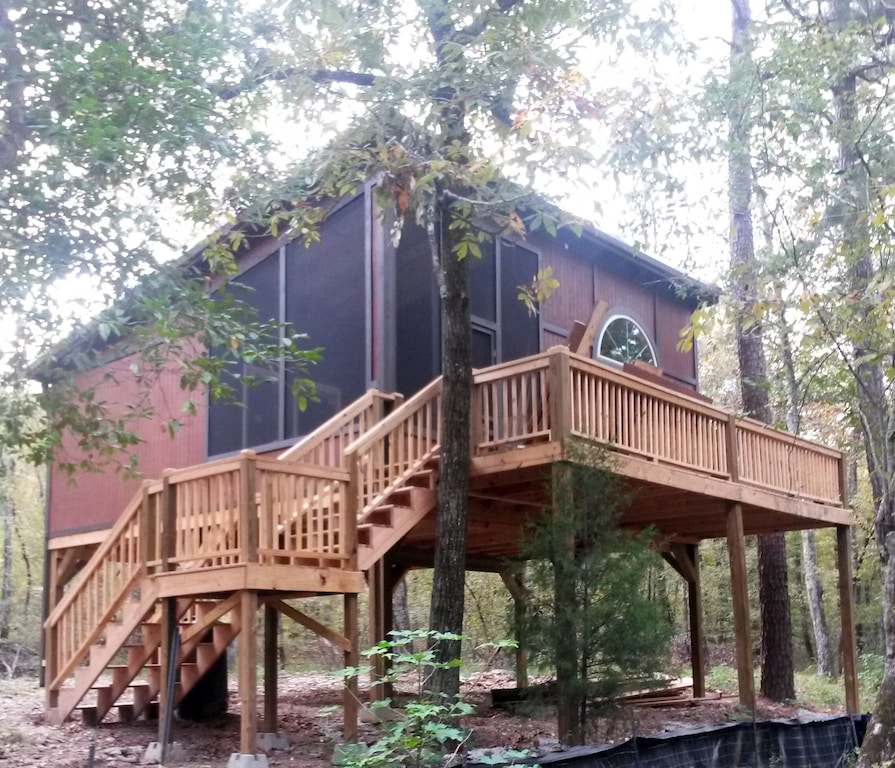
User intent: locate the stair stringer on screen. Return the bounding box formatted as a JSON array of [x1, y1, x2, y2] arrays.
[[47, 577, 159, 725]]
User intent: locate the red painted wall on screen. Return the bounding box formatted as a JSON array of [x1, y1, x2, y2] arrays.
[[47, 354, 205, 538]]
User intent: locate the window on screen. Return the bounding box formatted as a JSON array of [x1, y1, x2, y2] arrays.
[[207, 196, 368, 456], [597, 316, 657, 366]]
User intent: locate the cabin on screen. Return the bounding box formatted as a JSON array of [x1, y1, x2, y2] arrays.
[[40, 182, 856, 763]]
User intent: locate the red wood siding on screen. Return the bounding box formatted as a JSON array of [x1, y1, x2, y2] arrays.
[[48, 354, 205, 538], [538, 238, 594, 330], [655, 293, 697, 384], [593, 265, 656, 340]]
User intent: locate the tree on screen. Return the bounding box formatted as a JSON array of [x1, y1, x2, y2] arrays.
[[727, 0, 795, 703], [183, 0, 665, 698], [0, 0, 322, 471], [522, 446, 672, 745]]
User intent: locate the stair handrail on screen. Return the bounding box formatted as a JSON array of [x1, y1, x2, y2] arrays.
[[277, 389, 403, 467], [344, 377, 442, 517], [44, 485, 148, 689]]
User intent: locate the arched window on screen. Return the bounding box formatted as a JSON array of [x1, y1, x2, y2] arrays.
[[597, 316, 657, 366]]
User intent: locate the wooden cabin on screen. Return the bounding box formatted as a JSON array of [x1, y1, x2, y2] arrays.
[[41, 184, 856, 760]]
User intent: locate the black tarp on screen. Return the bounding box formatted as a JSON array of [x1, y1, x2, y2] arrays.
[[469, 714, 868, 768]]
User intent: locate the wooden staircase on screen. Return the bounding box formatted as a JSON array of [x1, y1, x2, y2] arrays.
[[44, 387, 440, 725]]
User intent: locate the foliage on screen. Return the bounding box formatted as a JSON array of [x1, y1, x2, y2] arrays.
[[522, 444, 673, 743], [334, 630, 484, 768]]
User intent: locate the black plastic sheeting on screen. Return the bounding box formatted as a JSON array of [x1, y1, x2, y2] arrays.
[[470, 714, 869, 768]]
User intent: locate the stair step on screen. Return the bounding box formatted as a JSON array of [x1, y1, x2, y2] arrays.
[[357, 524, 374, 546], [406, 470, 436, 488], [116, 703, 135, 723], [365, 507, 394, 527]]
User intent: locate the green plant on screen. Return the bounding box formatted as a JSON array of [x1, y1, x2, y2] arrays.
[[333, 630, 475, 768]]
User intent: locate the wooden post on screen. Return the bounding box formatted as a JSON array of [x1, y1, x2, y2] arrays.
[[726, 502, 754, 710], [343, 593, 359, 742], [368, 558, 387, 702], [263, 603, 278, 733], [548, 346, 573, 443], [238, 590, 258, 755], [239, 451, 258, 564], [686, 543, 706, 698], [571, 300, 609, 356], [837, 524, 859, 714], [139, 481, 155, 573], [157, 597, 177, 746], [725, 414, 740, 483], [160, 470, 176, 571], [499, 570, 529, 689], [344, 453, 359, 567]]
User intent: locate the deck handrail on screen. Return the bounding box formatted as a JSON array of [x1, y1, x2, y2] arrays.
[[467, 347, 844, 507], [344, 377, 443, 517], [44, 487, 146, 689], [278, 389, 403, 467]]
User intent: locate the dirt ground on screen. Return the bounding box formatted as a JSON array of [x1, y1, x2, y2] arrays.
[[0, 671, 836, 768]]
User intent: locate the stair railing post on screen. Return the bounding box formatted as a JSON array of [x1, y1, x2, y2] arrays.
[[239, 450, 258, 564], [160, 469, 176, 572], [344, 450, 359, 570], [139, 480, 155, 574]]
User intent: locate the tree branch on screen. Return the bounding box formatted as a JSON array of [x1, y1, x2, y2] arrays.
[[218, 66, 378, 100], [455, 0, 525, 42]]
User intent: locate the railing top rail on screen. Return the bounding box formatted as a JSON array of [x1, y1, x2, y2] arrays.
[[277, 389, 402, 463], [254, 458, 350, 482], [45, 486, 145, 628], [344, 377, 443, 457], [472, 350, 554, 383], [163, 453, 247, 485]]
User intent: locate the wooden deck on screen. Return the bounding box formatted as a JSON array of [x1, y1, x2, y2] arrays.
[[43, 346, 855, 748]]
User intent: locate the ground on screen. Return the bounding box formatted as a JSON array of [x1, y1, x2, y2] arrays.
[[0, 671, 837, 768]]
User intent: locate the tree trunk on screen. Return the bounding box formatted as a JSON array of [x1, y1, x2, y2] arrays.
[[0, 478, 11, 641], [728, 0, 795, 703], [801, 530, 835, 676], [427, 205, 471, 699]]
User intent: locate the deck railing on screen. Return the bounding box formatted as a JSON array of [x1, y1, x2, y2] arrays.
[[344, 377, 442, 519], [44, 490, 145, 691], [277, 390, 403, 468], [469, 347, 844, 507]]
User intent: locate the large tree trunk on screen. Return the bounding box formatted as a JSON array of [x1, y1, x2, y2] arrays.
[[427, 206, 471, 699], [828, 2, 895, 763], [728, 0, 795, 703]]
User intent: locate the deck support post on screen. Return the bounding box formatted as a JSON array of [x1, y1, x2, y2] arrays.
[[726, 502, 754, 710], [499, 569, 529, 689], [686, 543, 706, 699], [368, 557, 388, 702], [343, 593, 359, 742], [837, 524, 859, 714], [255, 602, 290, 750], [157, 597, 178, 749], [237, 590, 259, 758]]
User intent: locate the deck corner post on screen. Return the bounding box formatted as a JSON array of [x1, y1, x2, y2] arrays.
[[725, 414, 740, 483], [836, 524, 859, 714], [499, 569, 529, 689], [343, 593, 359, 742], [725, 502, 754, 711], [549, 346, 573, 444], [239, 451, 258, 564]]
